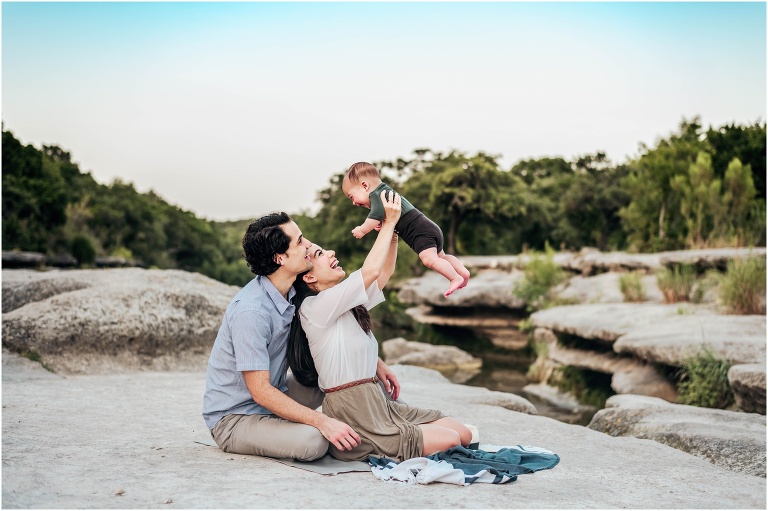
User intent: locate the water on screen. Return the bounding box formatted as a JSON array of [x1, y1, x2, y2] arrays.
[[377, 321, 599, 426]]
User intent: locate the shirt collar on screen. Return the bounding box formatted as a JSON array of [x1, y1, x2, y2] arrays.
[[258, 275, 296, 315]]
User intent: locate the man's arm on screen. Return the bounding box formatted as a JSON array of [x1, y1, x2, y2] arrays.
[[352, 218, 381, 239], [243, 370, 361, 451]]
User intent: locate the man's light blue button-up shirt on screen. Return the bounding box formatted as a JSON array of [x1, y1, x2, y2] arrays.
[[202, 275, 296, 430]]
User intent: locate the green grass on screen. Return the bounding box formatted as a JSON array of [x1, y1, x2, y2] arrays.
[[513, 246, 569, 312], [20, 350, 55, 373], [551, 366, 614, 408], [619, 271, 646, 302], [656, 264, 703, 303], [713, 257, 766, 315], [676, 347, 734, 409]]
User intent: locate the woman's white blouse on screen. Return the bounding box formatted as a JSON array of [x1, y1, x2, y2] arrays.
[[299, 269, 385, 391]]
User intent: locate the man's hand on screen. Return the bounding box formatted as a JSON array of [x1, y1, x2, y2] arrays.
[[316, 415, 361, 452], [351, 226, 366, 239], [377, 359, 401, 401]]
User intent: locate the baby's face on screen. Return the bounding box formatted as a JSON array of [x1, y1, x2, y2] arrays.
[[342, 178, 371, 209]]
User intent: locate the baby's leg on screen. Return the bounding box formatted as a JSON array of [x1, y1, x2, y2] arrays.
[[418, 424, 461, 456], [439, 251, 470, 289], [418, 247, 463, 297]]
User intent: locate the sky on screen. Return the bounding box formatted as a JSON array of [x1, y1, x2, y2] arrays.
[[2, 1, 766, 221]]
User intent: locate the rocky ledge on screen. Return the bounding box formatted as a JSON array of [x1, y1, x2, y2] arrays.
[[2, 354, 765, 508]]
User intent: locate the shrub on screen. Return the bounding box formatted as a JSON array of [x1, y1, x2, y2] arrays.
[[513, 247, 568, 311], [619, 271, 646, 302], [714, 257, 766, 315], [71, 234, 96, 266], [550, 366, 614, 408], [656, 264, 702, 303], [676, 347, 734, 409]]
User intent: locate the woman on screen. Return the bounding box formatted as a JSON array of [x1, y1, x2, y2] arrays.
[[287, 190, 471, 462]]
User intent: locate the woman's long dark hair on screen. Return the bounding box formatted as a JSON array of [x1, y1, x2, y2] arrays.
[[287, 271, 373, 388]]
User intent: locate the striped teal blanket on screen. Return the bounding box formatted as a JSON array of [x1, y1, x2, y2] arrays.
[[368, 445, 560, 485]]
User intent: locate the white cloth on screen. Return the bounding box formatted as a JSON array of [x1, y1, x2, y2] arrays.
[[370, 457, 468, 486], [299, 269, 385, 390]]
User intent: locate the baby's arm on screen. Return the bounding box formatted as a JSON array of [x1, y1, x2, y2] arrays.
[[351, 218, 382, 239]]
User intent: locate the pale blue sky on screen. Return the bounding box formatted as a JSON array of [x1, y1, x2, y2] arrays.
[[3, 1, 766, 221]]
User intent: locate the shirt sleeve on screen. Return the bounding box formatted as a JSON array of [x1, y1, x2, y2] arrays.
[[367, 191, 385, 221], [230, 307, 272, 372], [302, 270, 379, 328]]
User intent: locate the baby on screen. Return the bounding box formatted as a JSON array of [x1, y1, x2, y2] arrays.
[[342, 162, 470, 297]]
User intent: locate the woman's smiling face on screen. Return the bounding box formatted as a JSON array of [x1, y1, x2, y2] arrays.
[[303, 244, 345, 290]]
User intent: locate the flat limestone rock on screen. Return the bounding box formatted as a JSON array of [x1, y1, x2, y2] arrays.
[[555, 272, 665, 304], [529, 303, 709, 342], [381, 338, 482, 383], [613, 315, 766, 366], [1, 268, 239, 373], [563, 249, 663, 275], [1, 358, 764, 508], [659, 247, 766, 270], [545, 342, 677, 402], [397, 269, 526, 308], [588, 394, 766, 477], [729, 364, 767, 414]]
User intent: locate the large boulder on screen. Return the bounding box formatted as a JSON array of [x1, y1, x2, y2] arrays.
[[397, 269, 526, 308], [729, 364, 767, 415], [529, 303, 710, 343], [563, 248, 663, 275], [554, 272, 665, 304], [588, 394, 766, 477], [2, 357, 765, 508], [405, 305, 528, 350], [1, 268, 239, 373], [545, 341, 677, 402], [659, 247, 766, 271], [613, 315, 766, 366], [381, 338, 483, 384]]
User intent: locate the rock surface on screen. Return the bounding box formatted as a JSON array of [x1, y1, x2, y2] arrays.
[[613, 315, 766, 366], [554, 272, 665, 304], [397, 269, 526, 308], [729, 364, 767, 414], [1, 268, 239, 373], [529, 303, 711, 343], [588, 394, 766, 477], [382, 337, 484, 385], [3, 356, 764, 509]]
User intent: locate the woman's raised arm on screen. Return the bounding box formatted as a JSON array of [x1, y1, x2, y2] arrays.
[[361, 190, 401, 289]]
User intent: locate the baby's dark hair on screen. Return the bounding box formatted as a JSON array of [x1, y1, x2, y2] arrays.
[[242, 212, 292, 276], [346, 162, 380, 184]]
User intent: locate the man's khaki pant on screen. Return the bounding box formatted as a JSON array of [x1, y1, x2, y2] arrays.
[[211, 375, 327, 461]]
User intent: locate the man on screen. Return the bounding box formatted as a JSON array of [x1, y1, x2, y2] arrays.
[[202, 212, 362, 460]]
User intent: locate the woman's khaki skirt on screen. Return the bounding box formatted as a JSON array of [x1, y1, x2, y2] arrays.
[[322, 380, 445, 462]]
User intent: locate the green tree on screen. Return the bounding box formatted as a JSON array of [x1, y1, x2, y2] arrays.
[[2, 131, 68, 251], [620, 118, 708, 251]]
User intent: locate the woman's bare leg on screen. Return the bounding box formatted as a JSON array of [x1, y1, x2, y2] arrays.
[[419, 424, 461, 456], [430, 417, 472, 447]]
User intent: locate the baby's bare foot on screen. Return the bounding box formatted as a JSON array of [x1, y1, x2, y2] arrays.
[[459, 274, 470, 289], [444, 278, 464, 297]]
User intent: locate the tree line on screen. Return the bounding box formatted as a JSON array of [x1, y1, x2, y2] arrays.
[[2, 117, 764, 287]]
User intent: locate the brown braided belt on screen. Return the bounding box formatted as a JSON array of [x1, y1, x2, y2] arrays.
[[324, 375, 379, 394]]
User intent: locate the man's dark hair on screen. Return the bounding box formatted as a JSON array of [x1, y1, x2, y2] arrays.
[[242, 212, 292, 276]]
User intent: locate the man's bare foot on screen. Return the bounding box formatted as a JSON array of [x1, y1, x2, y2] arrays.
[[444, 277, 464, 297]]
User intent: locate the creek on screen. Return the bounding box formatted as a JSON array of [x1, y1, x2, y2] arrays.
[[375, 319, 600, 426]]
